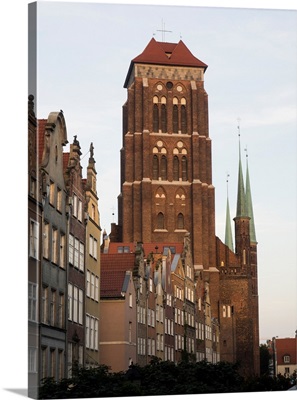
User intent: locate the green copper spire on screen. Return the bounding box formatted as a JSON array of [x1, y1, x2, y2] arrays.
[[245, 153, 257, 242], [225, 177, 234, 251], [236, 134, 246, 218]]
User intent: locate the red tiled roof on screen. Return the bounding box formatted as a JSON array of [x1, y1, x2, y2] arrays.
[[276, 338, 297, 365], [124, 38, 207, 87], [107, 242, 184, 258], [101, 253, 135, 298]]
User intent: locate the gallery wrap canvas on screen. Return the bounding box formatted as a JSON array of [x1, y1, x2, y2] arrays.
[[27, 1, 297, 399]]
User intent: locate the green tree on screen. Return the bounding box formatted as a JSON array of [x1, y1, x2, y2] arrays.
[[259, 344, 271, 376]]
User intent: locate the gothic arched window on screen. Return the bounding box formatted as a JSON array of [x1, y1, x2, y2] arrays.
[[161, 104, 167, 133], [177, 213, 184, 229], [153, 104, 159, 132], [153, 155, 159, 180], [181, 105, 187, 134], [173, 103, 178, 133], [157, 212, 165, 229], [160, 155, 167, 180], [173, 156, 179, 181], [181, 156, 188, 181]]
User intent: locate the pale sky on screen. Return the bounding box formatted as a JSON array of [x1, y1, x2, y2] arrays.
[[1, 0, 297, 398]]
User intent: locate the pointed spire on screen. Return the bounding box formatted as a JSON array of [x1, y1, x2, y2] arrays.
[[225, 174, 234, 252], [236, 123, 246, 217], [245, 148, 257, 243]]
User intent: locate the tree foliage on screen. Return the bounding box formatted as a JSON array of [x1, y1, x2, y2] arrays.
[[39, 359, 293, 399]]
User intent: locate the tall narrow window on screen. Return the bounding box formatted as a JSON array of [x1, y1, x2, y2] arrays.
[[153, 155, 159, 180], [42, 286, 48, 324], [68, 284, 73, 321], [173, 156, 179, 181], [157, 212, 164, 229], [173, 104, 178, 133], [29, 219, 39, 259], [161, 104, 167, 133], [52, 227, 58, 264], [60, 233, 65, 268], [43, 222, 49, 259], [181, 156, 188, 181], [160, 155, 167, 180], [181, 105, 187, 133], [177, 213, 184, 229], [73, 286, 78, 323], [28, 282, 37, 322], [153, 104, 159, 132], [69, 234, 74, 265], [50, 289, 56, 326]]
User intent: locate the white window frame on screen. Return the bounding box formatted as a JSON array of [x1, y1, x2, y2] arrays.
[[28, 282, 38, 322], [29, 219, 39, 259]]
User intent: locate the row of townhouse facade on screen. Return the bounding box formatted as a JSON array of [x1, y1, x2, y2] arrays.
[[28, 95, 219, 397], [28, 96, 101, 398], [100, 237, 220, 372]]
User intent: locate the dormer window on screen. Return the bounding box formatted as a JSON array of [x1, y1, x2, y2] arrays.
[[284, 355, 290, 363]]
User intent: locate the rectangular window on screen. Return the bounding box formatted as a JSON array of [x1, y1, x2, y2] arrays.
[[68, 284, 73, 321], [74, 238, 79, 268], [149, 278, 153, 292], [42, 347, 47, 380], [52, 227, 58, 264], [49, 181, 55, 206], [94, 319, 99, 351], [43, 222, 50, 259], [90, 317, 94, 350], [42, 286, 48, 324], [86, 271, 91, 297], [28, 347, 37, 373], [91, 274, 95, 299], [69, 234, 74, 265], [28, 282, 37, 322], [57, 187, 62, 212], [50, 289, 56, 326], [50, 348, 56, 379], [29, 219, 39, 259], [78, 199, 82, 222], [73, 194, 78, 218], [78, 289, 83, 325], [58, 349, 64, 380], [89, 235, 98, 259], [86, 315, 90, 348], [95, 276, 99, 302], [93, 238, 97, 259], [58, 292, 64, 328], [60, 233, 65, 268], [79, 242, 84, 271], [73, 286, 78, 323]]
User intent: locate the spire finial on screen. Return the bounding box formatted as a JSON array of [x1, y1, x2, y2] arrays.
[[226, 172, 230, 197], [156, 19, 172, 42], [225, 172, 234, 252], [237, 117, 242, 156]]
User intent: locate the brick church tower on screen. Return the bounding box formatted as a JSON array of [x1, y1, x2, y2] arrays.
[[113, 37, 259, 376], [117, 38, 215, 270]]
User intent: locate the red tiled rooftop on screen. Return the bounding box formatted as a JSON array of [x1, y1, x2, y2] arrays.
[[107, 242, 184, 258], [276, 338, 297, 365], [124, 38, 207, 87], [101, 253, 135, 298]]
